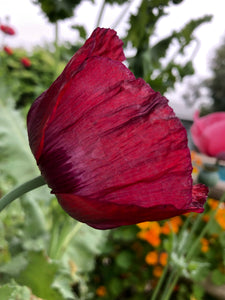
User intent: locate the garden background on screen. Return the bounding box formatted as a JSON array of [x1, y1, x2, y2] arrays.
[[0, 0, 225, 299]]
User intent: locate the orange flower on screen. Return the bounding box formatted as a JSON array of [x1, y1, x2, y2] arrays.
[[161, 222, 170, 235], [215, 207, 225, 229], [161, 216, 182, 234], [137, 221, 151, 230], [191, 151, 202, 166], [202, 214, 210, 222], [96, 286, 107, 297], [192, 166, 199, 174], [208, 198, 219, 210], [200, 238, 209, 253], [159, 252, 168, 266], [145, 251, 158, 265], [138, 222, 161, 247], [153, 266, 163, 277]]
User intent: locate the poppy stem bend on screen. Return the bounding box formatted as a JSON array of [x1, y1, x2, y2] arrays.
[[0, 175, 46, 212]]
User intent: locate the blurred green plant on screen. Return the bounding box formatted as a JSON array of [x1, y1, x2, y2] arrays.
[[0, 1, 218, 299], [204, 36, 225, 113], [86, 195, 225, 300], [125, 0, 212, 93], [0, 86, 109, 299]]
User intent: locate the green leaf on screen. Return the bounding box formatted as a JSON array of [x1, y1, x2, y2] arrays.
[[0, 253, 27, 276], [62, 224, 109, 272], [33, 0, 83, 23], [174, 15, 212, 51], [187, 260, 210, 281], [71, 25, 87, 40], [115, 250, 133, 269], [16, 250, 64, 300], [53, 271, 75, 300], [0, 96, 39, 185], [0, 280, 31, 300], [192, 284, 204, 300], [211, 269, 225, 286]]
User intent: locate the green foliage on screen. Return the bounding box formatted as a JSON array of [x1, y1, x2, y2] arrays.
[[126, 4, 212, 94], [0, 87, 108, 300], [0, 45, 74, 112], [0, 1, 220, 300], [0, 90, 39, 185], [33, 0, 83, 22], [204, 36, 225, 112], [0, 280, 32, 300]]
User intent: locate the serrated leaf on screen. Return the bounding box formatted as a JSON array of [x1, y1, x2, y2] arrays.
[[0, 253, 27, 276], [62, 223, 109, 272], [71, 25, 87, 40], [0, 280, 31, 300], [0, 96, 39, 185]]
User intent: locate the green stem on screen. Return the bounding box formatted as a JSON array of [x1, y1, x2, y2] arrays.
[[151, 263, 169, 300], [54, 21, 60, 79], [0, 175, 46, 212], [111, 0, 134, 29], [163, 271, 180, 300], [96, 0, 106, 27], [187, 191, 225, 261], [55, 222, 83, 259], [160, 192, 225, 300]]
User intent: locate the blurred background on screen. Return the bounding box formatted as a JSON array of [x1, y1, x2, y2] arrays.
[[0, 1, 225, 300], [1, 0, 225, 119]]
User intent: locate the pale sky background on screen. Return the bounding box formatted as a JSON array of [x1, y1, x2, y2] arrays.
[[1, 0, 225, 119]]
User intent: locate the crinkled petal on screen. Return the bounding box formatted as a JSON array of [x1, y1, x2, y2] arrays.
[[27, 28, 208, 229], [56, 186, 208, 229], [27, 28, 125, 161]]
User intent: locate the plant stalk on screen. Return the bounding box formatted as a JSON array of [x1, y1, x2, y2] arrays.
[[0, 175, 46, 212]]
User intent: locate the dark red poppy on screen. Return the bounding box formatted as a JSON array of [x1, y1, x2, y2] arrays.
[[0, 24, 15, 35], [21, 57, 31, 68], [3, 46, 13, 55], [27, 28, 208, 230]]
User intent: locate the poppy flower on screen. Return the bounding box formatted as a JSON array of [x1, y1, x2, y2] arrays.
[[0, 24, 15, 35], [191, 111, 225, 159], [3, 46, 13, 55], [27, 28, 208, 229], [21, 57, 31, 68]]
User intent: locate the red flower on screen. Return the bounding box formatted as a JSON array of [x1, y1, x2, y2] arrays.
[[0, 24, 15, 35], [191, 111, 225, 159], [27, 28, 208, 229], [21, 57, 31, 68], [3, 46, 13, 55]]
